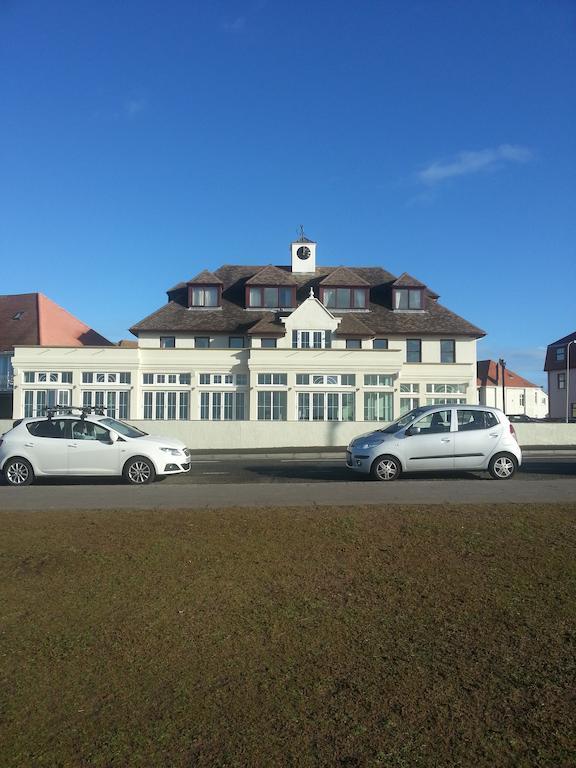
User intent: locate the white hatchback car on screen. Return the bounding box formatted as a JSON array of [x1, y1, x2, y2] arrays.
[[346, 404, 522, 481], [0, 408, 191, 486]]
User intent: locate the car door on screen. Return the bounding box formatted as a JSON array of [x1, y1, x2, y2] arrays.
[[24, 419, 69, 474], [67, 420, 122, 475], [453, 409, 504, 470], [401, 408, 455, 472]]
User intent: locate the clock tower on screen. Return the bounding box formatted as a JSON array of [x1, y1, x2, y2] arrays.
[[290, 227, 317, 274]]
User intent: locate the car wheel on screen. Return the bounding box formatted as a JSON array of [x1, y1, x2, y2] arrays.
[[123, 457, 156, 485], [370, 455, 401, 481], [3, 457, 35, 486], [488, 453, 517, 480]]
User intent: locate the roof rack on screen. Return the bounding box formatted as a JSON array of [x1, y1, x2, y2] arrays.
[[45, 404, 107, 420]]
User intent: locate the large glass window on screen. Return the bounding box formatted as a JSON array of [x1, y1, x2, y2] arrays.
[[297, 392, 355, 421], [323, 288, 368, 309], [248, 286, 293, 308], [142, 391, 189, 420], [257, 391, 287, 420], [23, 389, 71, 417], [292, 330, 331, 349], [191, 286, 219, 307], [394, 289, 423, 310], [364, 392, 393, 421], [364, 374, 394, 387], [400, 397, 419, 415], [200, 392, 246, 420]]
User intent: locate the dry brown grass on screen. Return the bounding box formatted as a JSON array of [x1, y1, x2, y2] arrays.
[[1, 503, 575, 767]]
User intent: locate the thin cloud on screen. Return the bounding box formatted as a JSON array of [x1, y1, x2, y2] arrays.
[[417, 144, 533, 186], [124, 98, 147, 117]]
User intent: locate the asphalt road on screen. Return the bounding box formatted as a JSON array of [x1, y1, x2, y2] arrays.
[[1, 454, 575, 510]]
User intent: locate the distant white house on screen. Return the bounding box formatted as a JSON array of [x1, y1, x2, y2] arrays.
[[477, 360, 548, 418]]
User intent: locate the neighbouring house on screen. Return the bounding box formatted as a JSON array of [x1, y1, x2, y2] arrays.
[[477, 360, 548, 418], [544, 331, 576, 419], [0, 293, 112, 418], [10, 234, 486, 448]]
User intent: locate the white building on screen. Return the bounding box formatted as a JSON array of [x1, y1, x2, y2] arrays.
[[11, 234, 486, 448], [477, 360, 548, 418]]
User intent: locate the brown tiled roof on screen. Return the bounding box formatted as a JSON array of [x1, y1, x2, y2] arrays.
[[131, 264, 485, 339], [187, 270, 223, 285], [392, 272, 427, 288], [477, 360, 542, 389], [245, 265, 299, 286], [334, 314, 374, 338], [0, 294, 39, 351], [0, 293, 112, 351], [246, 314, 286, 336], [319, 267, 370, 287]]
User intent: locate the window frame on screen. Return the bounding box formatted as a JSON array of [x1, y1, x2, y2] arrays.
[[406, 339, 422, 363], [160, 336, 176, 349]]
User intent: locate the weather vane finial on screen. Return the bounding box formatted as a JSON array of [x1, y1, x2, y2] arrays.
[[298, 224, 305, 240]]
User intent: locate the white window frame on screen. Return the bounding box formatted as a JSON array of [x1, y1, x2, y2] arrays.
[[297, 391, 355, 421], [199, 391, 246, 421]]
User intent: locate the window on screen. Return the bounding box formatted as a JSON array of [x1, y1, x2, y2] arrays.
[[248, 286, 293, 308], [191, 286, 219, 307], [23, 389, 71, 417], [229, 336, 245, 348], [346, 339, 362, 350], [257, 391, 287, 420], [82, 391, 129, 419], [292, 330, 331, 349], [198, 373, 245, 386], [441, 340, 455, 364], [27, 419, 69, 438], [364, 392, 393, 421], [257, 373, 287, 385], [556, 347, 566, 362], [400, 383, 419, 393], [195, 337, 210, 348], [364, 374, 394, 387], [61, 372, 72, 384], [558, 372, 566, 389], [143, 373, 153, 384], [24, 372, 35, 383], [426, 384, 466, 394], [519, 394, 525, 407], [297, 392, 355, 421], [412, 409, 452, 434], [142, 372, 190, 385], [142, 391, 189, 420], [406, 339, 421, 363], [457, 410, 499, 431], [322, 287, 368, 309], [400, 397, 419, 415], [426, 398, 466, 405], [71, 420, 111, 442], [261, 338, 277, 348], [373, 338, 388, 350], [300, 374, 355, 386], [394, 289, 423, 310], [200, 392, 246, 420], [160, 337, 175, 349]]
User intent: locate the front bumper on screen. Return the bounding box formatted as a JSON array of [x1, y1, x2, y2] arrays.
[[346, 449, 372, 474]]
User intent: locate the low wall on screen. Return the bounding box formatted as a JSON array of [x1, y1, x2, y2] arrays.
[[1, 419, 575, 450]]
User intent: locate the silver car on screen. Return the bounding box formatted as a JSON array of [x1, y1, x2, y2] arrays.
[[346, 405, 522, 481]]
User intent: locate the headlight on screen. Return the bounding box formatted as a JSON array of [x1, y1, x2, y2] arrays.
[[160, 447, 181, 456], [359, 437, 387, 449]]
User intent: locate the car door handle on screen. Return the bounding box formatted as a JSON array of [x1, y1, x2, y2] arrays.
[[68, 443, 78, 448], [441, 438, 451, 443], [24, 442, 34, 447], [489, 433, 499, 438]]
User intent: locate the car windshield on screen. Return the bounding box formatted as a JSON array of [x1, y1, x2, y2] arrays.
[[99, 417, 148, 438], [378, 407, 431, 434]]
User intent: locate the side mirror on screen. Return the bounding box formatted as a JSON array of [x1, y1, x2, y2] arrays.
[[109, 431, 119, 444], [405, 426, 420, 436]]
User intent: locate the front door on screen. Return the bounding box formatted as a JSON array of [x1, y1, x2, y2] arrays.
[[67, 420, 121, 475], [402, 408, 454, 472]]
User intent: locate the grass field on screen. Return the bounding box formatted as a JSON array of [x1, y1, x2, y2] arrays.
[[1, 503, 575, 767]]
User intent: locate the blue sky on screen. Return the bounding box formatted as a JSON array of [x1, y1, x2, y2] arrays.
[[1, 0, 575, 387]]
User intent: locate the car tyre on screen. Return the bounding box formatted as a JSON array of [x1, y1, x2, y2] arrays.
[[488, 453, 517, 480], [123, 456, 156, 485], [370, 455, 402, 481], [3, 457, 35, 486]]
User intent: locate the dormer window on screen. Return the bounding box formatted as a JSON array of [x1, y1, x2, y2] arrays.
[[190, 286, 220, 307], [321, 287, 368, 309], [248, 286, 295, 309], [394, 288, 423, 310]]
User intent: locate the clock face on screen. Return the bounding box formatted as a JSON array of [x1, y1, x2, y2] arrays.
[[297, 246, 311, 260]]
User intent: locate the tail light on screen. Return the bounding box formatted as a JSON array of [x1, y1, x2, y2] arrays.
[[509, 423, 518, 442]]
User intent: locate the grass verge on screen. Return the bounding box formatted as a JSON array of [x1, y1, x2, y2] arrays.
[[1, 503, 575, 767]]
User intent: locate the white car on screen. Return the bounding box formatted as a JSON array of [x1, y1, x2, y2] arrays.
[[346, 404, 522, 481], [0, 408, 191, 486]]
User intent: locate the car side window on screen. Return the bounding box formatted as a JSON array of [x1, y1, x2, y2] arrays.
[[72, 421, 111, 442], [457, 410, 499, 431], [411, 409, 451, 434], [26, 419, 68, 439]]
